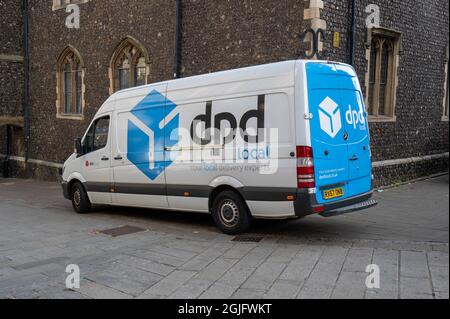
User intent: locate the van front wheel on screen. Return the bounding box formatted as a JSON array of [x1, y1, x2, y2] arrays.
[[71, 181, 92, 214], [212, 191, 251, 234]]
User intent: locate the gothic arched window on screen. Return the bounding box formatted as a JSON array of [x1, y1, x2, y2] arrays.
[[366, 28, 401, 120], [57, 46, 85, 118], [110, 37, 149, 93]]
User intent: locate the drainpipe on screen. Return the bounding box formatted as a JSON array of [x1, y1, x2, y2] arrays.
[[349, 0, 356, 66], [22, 0, 30, 166], [174, 0, 182, 78]]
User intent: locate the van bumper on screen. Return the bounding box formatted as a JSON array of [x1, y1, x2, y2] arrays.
[[61, 181, 70, 200], [294, 190, 376, 218]]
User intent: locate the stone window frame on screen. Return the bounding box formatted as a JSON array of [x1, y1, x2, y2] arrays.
[[109, 36, 151, 95], [364, 27, 402, 123], [52, 0, 90, 11], [56, 46, 86, 120], [442, 46, 449, 122]]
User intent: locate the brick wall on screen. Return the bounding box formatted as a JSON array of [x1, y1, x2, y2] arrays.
[[0, 0, 24, 119], [27, 0, 176, 164], [0, 0, 24, 167], [321, 0, 449, 181], [0, 1, 23, 55], [181, 0, 305, 76], [2, 0, 449, 184], [0, 60, 24, 118]]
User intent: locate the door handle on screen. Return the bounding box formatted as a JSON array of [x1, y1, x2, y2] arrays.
[[349, 156, 359, 162], [343, 132, 349, 141], [101, 156, 109, 161], [114, 156, 123, 161]]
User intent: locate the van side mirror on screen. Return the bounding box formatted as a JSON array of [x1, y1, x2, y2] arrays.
[[75, 138, 83, 156]]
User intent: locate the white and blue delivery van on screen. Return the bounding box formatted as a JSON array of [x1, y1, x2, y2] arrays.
[[62, 60, 377, 234]]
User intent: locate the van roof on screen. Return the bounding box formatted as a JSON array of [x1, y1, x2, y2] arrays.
[[99, 59, 347, 114]]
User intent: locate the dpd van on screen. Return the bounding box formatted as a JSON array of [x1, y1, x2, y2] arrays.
[[62, 60, 377, 234]]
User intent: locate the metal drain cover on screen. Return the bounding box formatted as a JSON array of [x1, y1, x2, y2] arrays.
[[232, 235, 264, 243], [99, 225, 146, 237]]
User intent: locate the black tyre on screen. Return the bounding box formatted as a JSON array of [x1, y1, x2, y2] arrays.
[[71, 181, 92, 214], [212, 190, 251, 234]]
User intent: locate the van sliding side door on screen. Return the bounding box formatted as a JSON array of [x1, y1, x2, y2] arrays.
[[111, 85, 170, 209]]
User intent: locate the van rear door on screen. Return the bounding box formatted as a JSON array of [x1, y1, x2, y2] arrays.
[[338, 68, 372, 197], [306, 62, 372, 205], [306, 62, 350, 204]]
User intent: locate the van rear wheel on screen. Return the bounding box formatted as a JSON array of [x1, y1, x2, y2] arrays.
[[71, 181, 91, 214], [212, 190, 251, 235]]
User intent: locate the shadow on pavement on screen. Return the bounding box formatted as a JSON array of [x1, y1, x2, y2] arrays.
[[90, 203, 366, 240]]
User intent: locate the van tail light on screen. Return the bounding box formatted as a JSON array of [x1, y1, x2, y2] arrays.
[[297, 146, 316, 189]]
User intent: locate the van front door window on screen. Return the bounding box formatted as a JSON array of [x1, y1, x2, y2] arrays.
[[83, 116, 110, 154], [93, 117, 110, 151]]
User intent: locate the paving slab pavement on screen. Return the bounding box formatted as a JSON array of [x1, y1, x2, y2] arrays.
[[0, 175, 448, 299]]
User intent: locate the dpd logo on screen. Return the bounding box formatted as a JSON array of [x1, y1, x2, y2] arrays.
[[127, 90, 179, 180], [190, 95, 265, 145], [345, 105, 366, 130], [318, 97, 342, 138]]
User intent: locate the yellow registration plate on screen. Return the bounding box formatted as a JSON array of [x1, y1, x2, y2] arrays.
[[324, 187, 344, 200]]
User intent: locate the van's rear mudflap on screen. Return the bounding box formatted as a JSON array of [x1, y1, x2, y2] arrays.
[[294, 191, 377, 218]]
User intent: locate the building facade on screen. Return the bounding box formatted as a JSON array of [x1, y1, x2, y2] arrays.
[[0, 0, 24, 176], [0, 0, 448, 186]]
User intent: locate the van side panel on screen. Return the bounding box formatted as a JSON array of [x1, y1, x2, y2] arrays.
[[294, 61, 312, 148], [165, 70, 297, 217], [63, 60, 375, 224], [111, 85, 170, 209]]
